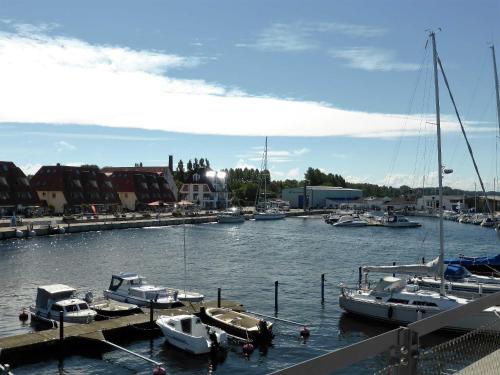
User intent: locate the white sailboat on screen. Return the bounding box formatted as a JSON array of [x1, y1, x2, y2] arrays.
[[254, 137, 286, 221], [339, 32, 500, 331]]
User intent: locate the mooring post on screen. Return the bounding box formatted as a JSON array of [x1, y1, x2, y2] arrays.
[[149, 299, 154, 324], [217, 288, 221, 308], [59, 311, 64, 343], [358, 267, 362, 289], [321, 273, 325, 304], [422, 257, 425, 264], [274, 280, 279, 313], [393, 262, 396, 277]]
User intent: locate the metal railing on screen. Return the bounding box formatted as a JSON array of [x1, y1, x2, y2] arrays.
[[270, 291, 500, 375]]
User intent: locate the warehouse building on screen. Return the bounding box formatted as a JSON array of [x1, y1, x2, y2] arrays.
[[281, 186, 363, 209]]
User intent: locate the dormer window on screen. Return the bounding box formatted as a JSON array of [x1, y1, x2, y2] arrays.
[[193, 173, 200, 182]]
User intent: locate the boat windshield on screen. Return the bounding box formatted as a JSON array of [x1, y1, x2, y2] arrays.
[[65, 304, 79, 312], [78, 303, 89, 310]]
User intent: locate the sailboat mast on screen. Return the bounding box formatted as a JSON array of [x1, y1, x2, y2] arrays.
[[264, 136, 268, 209], [491, 45, 500, 136], [431, 32, 446, 296], [492, 45, 500, 218]]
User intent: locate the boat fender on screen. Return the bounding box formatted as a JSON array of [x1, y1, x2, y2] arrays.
[[300, 326, 310, 338], [243, 342, 254, 355], [152, 366, 167, 375], [387, 305, 393, 319], [19, 308, 29, 322]]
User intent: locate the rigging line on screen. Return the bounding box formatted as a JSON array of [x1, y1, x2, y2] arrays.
[[384, 46, 430, 186], [410, 55, 433, 189], [437, 56, 494, 216]]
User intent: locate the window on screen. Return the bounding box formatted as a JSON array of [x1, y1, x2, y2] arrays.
[[105, 181, 113, 188], [181, 185, 188, 192], [193, 185, 199, 192], [51, 304, 64, 312], [412, 301, 437, 307], [18, 177, 29, 186], [65, 304, 78, 312], [89, 180, 98, 188], [387, 298, 409, 304], [52, 193, 56, 198], [73, 179, 82, 188], [0, 177, 8, 187], [78, 303, 89, 310]]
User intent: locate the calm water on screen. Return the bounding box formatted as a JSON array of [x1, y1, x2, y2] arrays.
[[0, 216, 498, 374]]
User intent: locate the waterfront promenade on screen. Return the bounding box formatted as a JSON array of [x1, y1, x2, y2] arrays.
[[0, 209, 332, 240]]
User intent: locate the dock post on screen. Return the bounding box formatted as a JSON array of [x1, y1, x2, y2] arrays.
[[150, 300, 154, 324], [393, 262, 396, 277], [217, 288, 221, 308], [274, 280, 279, 313], [59, 311, 64, 343], [422, 257, 425, 264], [321, 273, 325, 304], [358, 267, 362, 288]]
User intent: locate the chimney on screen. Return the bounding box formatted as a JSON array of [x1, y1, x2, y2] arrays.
[[168, 155, 173, 171]]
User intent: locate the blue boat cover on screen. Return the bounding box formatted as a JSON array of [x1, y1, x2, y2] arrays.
[[444, 265, 469, 280], [445, 254, 500, 267]]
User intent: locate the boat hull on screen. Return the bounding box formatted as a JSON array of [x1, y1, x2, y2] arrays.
[[103, 290, 183, 309], [339, 295, 500, 332], [254, 213, 285, 220], [217, 216, 245, 224]]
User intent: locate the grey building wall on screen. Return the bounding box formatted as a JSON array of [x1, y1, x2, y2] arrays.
[[281, 187, 363, 209]]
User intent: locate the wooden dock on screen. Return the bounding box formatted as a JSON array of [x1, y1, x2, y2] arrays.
[[0, 300, 244, 367]]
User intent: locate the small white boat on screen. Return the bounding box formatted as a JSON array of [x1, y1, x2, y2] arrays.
[[333, 215, 367, 227], [103, 273, 203, 307], [381, 215, 421, 228], [29, 284, 97, 325], [156, 314, 227, 354], [217, 207, 245, 223], [254, 208, 286, 221], [15, 229, 24, 238]]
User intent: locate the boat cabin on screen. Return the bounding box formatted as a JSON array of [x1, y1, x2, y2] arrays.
[[36, 284, 77, 309], [108, 273, 146, 291]]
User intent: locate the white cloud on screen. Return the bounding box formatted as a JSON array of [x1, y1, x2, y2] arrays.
[[55, 140, 76, 152], [236, 21, 387, 52], [19, 163, 42, 176], [286, 168, 300, 179], [0, 25, 493, 139], [236, 23, 318, 52], [234, 159, 257, 169], [330, 47, 419, 72], [293, 148, 310, 156]]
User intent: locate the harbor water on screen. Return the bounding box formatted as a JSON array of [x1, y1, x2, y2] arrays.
[[0, 216, 498, 374]]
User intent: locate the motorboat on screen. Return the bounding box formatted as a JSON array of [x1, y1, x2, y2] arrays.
[[217, 207, 245, 223], [381, 215, 421, 228], [324, 213, 341, 224], [156, 314, 227, 354], [103, 273, 186, 308], [333, 215, 368, 227], [254, 208, 286, 221], [29, 284, 97, 325], [481, 216, 497, 228], [89, 298, 143, 320], [339, 276, 500, 331], [200, 307, 274, 345]]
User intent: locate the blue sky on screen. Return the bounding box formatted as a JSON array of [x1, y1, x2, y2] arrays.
[[0, 0, 499, 190]]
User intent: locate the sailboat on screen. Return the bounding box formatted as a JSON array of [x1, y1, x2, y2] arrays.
[[339, 32, 500, 331], [254, 137, 286, 221], [177, 219, 204, 302]]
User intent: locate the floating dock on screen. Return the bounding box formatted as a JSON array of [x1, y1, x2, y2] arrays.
[[0, 300, 244, 367]]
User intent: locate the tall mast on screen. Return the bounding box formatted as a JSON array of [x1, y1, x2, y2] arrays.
[[430, 32, 446, 296], [492, 45, 500, 221], [264, 136, 268, 209]]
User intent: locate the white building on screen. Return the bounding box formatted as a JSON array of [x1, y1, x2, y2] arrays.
[[416, 195, 466, 212], [179, 169, 230, 209]]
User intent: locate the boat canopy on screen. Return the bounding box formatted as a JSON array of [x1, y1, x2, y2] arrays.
[[446, 254, 500, 267], [444, 265, 471, 280], [36, 284, 76, 309], [362, 257, 440, 277], [372, 276, 406, 293]]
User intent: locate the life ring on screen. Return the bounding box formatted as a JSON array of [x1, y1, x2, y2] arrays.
[[387, 306, 393, 319]]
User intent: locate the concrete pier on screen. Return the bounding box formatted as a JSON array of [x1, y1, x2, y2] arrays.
[[0, 300, 244, 366], [0, 209, 332, 241]]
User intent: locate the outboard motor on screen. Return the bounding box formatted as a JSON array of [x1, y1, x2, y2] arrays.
[[84, 291, 94, 304]]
